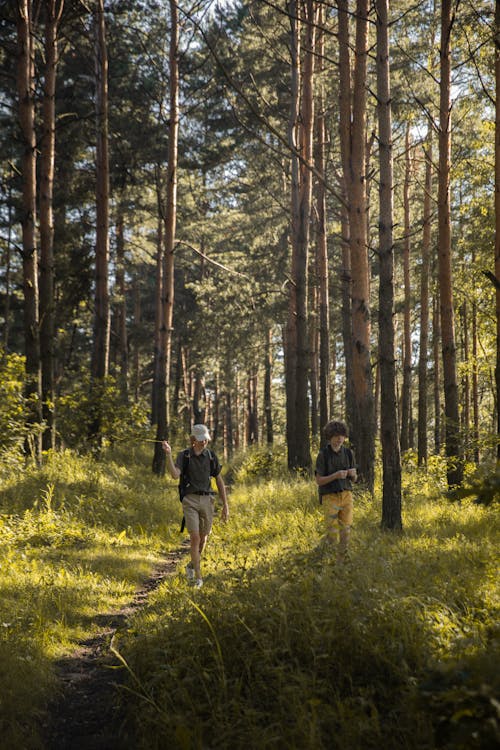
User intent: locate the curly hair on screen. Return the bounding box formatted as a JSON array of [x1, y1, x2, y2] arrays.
[[324, 420, 348, 440]]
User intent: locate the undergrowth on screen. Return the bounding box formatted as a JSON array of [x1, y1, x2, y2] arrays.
[[0, 445, 498, 750], [114, 467, 499, 750], [0, 443, 180, 749]]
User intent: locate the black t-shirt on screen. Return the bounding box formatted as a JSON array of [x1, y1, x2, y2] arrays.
[[175, 448, 221, 495], [315, 444, 355, 496]]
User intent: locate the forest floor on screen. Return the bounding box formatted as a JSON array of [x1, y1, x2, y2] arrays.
[[41, 541, 189, 750]]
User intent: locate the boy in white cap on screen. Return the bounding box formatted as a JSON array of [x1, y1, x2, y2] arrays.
[[162, 425, 229, 588]]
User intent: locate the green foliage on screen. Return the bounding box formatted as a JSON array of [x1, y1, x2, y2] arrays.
[[449, 464, 500, 507], [0, 446, 180, 749], [0, 349, 27, 451], [56, 374, 150, 450], [114, 474, 498, 750], [229, 444, 288, 483]]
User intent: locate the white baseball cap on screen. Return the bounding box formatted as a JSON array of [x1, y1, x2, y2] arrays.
[[192, 424, 211, 441]]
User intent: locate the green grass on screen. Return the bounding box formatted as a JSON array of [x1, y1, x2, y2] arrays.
[[0, 444, 181, 749], [0, 447, 498, 749], [114, 471, 499, 750]]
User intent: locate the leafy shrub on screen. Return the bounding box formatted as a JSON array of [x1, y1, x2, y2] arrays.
[[0, 349, 27, 452], [56, 374, 150, 450], [448, 464, 500, 507], [229, 445, 288, 483]]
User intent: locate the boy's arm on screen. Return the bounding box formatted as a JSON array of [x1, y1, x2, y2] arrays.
[[162, 441, 181, 480], [215, 473, 229, 522], [315, 452, 348, 485], [347, 449, 357, 481], [316, 469, 349, 486]]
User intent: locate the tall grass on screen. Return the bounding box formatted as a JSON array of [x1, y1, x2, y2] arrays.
[[0, 444, 181, 749], [114, 467, 499, 750], [0, 446, 498, 749]]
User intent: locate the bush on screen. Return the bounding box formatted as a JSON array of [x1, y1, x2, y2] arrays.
[[0, 349, 27, 452], [229, 445, 288, 483]]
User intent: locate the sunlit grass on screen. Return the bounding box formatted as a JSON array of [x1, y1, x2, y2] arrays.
[[0, 446, 181, 749], [0, 446, 498, 749], [114, 471, 498, 750]]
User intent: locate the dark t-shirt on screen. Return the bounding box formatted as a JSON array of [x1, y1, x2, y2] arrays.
[[175, 448, 221, 495], [315, 444, 355, 496]]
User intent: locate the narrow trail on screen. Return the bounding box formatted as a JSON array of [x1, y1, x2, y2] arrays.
[[42, 542, 189, 750]]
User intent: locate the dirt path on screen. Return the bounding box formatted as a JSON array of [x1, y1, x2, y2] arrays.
[[42, 543, 189, 750]]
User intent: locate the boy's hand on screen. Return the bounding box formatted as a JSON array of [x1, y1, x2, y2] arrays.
[[162, 441, 172, 454], [337, 470, 348, 479]]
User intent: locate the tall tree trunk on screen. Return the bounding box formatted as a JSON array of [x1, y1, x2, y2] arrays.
[[151, 194, 163, 426], [438, 0, 463, 485], [153, 0, 179, 474], [400, 124, 412, 453], [349, 0, 374, 489], [132, 276, 141, 402], [495, 0, 500, 461], [3, 172, 13, 350], [461, 301, 470, 459], [315, 5, 330, 432], [40, 0, 63, 452], [16, 0, 42, 461], [246, 369, 258, 445], [338, 0, 355, 438], [193, 371, 206, 424], [90, 0, 110, 444], [115, 208, 128, 403], [472, 295, 479, 463], [309, 285, 319, 438], [264, 328, 273, 444], [285, 0, 315, 472], [417, 131, 433, 465], [376, 0, 402, 530], [433, 288, 441, 454]]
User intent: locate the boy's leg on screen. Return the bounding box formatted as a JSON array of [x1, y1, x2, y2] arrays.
[[336, 491, 353, 562], [323, 493, 341, 547], [183, 496, 203, 579], [189, 531, 202, 578]]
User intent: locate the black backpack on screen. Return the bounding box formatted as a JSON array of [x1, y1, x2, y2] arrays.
[[178, 448, 217, 532]]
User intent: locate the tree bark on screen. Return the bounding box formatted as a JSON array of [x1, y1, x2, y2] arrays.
[[264, 328, 274, 444], [495, 0, 500, 461], [285, 0, 316, 472], [433, 288, 441, 454], [16, 0, 42, 461], [376, 0, 402, 530], [314, 4, 330, 433], [153, 0, 179, 474], [438, 0, 463, 485], [417, 131, 433, 465], [338, 0, 355, 440], [151, 192, 163, 426], [115, 208, 128, 403], [348, 0, 374, 489], [40, 0, 63, 451], [89, 0, 110, 446], [400, 124, 412, 453]]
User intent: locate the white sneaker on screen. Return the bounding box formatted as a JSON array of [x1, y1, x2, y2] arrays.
[[185, 564, 194, 581], [194, 578, 203, 589]]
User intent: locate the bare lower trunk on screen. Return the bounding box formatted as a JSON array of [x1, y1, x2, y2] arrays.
[[418, 132, 433, 465], [376, 0, 402, 530], [438, 0, 462, 485], [16, 0, 42, 461], [40, 0, 63, 452], [153, 0, 179, 474]]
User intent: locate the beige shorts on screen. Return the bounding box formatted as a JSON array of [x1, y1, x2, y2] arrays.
[[323, 490, 353, 533], [182, 493, 214, 535]]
